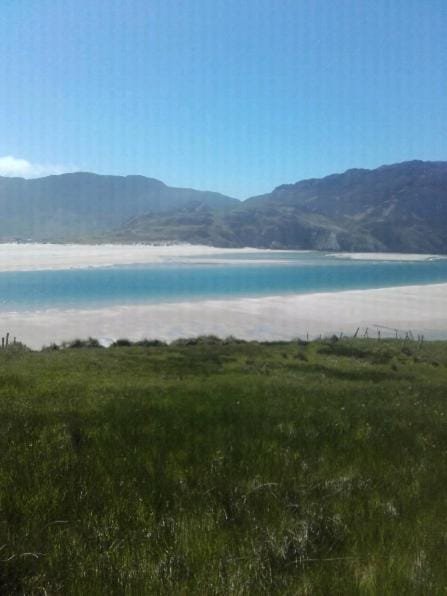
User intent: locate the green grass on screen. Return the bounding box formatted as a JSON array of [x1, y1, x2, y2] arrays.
[[1, 337, 447, 594]]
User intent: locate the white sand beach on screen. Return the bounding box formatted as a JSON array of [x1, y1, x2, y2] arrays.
[[1, 283, 446, 349], [1, 244, 446, 348], [328, 252, 445, 262], [0, 243, 443, 273], [0, 243, 273, 272]]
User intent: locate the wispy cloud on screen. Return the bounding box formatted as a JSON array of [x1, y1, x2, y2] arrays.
[[0, 155, 76, 178]]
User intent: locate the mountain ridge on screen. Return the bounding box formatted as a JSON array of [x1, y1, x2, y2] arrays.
[[0, 172, 238, 241], [0, 160, 446, 253], [115, 160, 447, 253]]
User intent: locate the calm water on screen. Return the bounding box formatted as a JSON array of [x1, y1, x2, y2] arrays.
[[1, 251, 447, 311]]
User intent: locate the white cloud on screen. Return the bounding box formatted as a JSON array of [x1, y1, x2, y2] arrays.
[[0, 155, 76, 178]]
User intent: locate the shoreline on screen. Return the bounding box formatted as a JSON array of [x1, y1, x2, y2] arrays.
[[0, 243, 444, 272], [0, 243, 273, 272], [2, 282, 447, 349]]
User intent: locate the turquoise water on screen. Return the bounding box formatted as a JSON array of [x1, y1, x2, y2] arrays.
[[1, 251, 447, 311]]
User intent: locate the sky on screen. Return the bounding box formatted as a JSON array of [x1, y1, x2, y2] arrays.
[[0, 0, 446, 198]]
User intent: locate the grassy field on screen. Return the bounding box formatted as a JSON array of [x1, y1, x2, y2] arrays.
[[1, 337, 447, 594]]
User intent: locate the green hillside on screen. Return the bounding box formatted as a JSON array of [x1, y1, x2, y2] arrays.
[[1, 337, 447, 593]]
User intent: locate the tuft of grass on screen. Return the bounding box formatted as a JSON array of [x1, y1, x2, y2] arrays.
[[61, 337, 103, 349], [111, 338, 133, 347]]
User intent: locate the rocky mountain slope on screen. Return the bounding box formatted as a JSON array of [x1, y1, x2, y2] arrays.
[[116, 161, 447, 252], [1, 160, 446, 252]]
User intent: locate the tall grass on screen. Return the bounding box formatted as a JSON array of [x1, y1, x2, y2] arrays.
[[1, 338, 447, 593]]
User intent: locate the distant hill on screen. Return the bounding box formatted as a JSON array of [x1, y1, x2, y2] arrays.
[[115, 160, 447, 253], [1, 161, 446, 252], [0, 172, 238, 241]]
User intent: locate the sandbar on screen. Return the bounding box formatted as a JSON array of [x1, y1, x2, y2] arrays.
[[0, 243, 272, 272], [328, 252, 445, 262], [1, 283, 446, 349]]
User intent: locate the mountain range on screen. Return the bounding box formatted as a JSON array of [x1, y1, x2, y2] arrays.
[[1, 160, 446, 253], [0, 173, 238, 241]]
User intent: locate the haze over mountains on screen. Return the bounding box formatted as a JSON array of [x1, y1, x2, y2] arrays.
[[0, 160, 446, 253], [0, 173, 238, 241]]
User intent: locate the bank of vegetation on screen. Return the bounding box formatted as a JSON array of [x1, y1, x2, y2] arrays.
[[1, 337, 446, 593]]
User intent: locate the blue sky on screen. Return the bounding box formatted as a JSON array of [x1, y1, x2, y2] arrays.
[[0, 0, 446, 198]]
